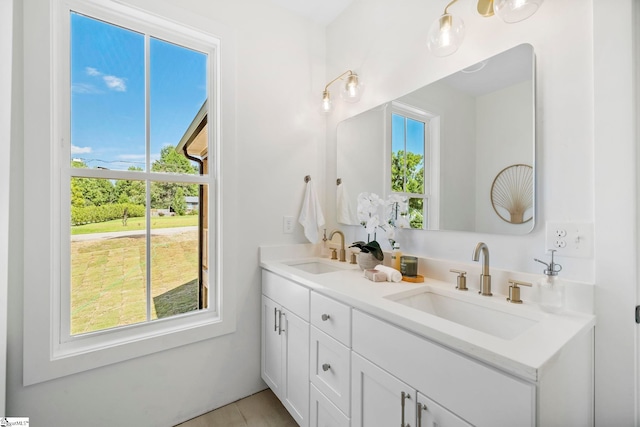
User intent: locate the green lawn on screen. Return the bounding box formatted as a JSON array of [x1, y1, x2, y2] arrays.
[[72, 214, 198, 235], [70, 228, 200, 335]]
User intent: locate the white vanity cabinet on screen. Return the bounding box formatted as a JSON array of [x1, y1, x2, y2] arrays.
[[261, 271, 310, 427], [260, 261, 593, 427], [352, 310, 535, 427], [309, 292, 352, 427]]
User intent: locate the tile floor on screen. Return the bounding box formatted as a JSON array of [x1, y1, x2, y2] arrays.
[[176, 389, 297, 427]]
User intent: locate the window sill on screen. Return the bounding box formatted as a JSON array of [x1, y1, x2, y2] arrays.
[[24, 309, 235, 386]]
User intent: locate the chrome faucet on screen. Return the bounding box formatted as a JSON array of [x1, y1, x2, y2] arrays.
[[472, 242, 492, 296], [329, 230, 346, 262]]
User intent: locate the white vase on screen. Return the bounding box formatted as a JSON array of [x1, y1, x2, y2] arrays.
[[357, 252, 381, 270]]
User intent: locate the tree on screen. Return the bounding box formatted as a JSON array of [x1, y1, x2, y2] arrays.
[[172, 188, 187, 216], [150, 145, 198, 212], [391, 150, 424, 194], [152, 145, 198, 175], [391, 151, 425, 229], [114, 166, 146, 205], [71, 179, 86, 208], [70, 159, 116, 207]]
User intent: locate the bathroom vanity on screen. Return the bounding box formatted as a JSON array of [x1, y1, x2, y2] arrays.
[[260, 245, 595, 427]]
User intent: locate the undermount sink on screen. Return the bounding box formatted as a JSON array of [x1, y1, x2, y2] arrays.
[[386, 290, 538, 340], [286, 260, 349, 275]]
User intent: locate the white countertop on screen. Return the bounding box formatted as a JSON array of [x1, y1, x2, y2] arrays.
[[259, 248, 595, 383]]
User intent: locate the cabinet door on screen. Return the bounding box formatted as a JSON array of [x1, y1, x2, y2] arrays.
[[352, 352, 416, 427], [261, 295, 282, 397], [310, 384, 350, 427], [282, 308, 310, 427], [416, 392, 472, 427]]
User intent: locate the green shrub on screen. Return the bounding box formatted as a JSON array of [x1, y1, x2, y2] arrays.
[[71, 203, 145, 226]]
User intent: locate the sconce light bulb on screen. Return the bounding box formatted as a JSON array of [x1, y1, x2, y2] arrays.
[[493, 0, 543, 23], [340, 73, 364, 103], [321, 90, 333, 113], [427, 13, 465, 57]]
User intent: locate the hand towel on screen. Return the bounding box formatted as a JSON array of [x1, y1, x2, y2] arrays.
[[337, 182, 357, 225], [298, 180, 325, 243], [374, 264, 402, 283]]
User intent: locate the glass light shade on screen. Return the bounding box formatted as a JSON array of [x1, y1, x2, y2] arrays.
[[427, 13, 465, 57], [321, 90, 333, 113], [340, 74, 364, 103], [493, 0, 543, 23]]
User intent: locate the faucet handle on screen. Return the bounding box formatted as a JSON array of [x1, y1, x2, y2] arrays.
[[507, 279, 532, 304], [449, 269, 468, 291]]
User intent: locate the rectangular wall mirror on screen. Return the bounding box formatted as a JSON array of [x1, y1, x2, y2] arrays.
[[336, 43, 535, 235]]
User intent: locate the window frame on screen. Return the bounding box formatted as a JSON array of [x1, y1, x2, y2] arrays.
[[23, 0, 237, 385], [388, 101, 440, 230]]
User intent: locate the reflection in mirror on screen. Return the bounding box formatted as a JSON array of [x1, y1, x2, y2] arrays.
[[336, 44, 535, 235]]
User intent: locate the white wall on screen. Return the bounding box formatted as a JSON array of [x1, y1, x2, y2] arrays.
[[7, 0, 326, 425], [593, 0, 638, 424], [0, 0, 14, 416], [326, 0, 637, 424]]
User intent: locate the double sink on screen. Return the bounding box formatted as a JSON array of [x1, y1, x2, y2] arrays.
[[285, 259, 539, 340]]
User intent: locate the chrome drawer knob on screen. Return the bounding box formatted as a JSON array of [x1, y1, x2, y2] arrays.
[[321, 314, 331, 321], [322, 363, 331, 372]]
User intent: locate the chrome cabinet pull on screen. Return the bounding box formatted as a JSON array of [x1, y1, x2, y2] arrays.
[[322, 363, 331, 372], [277, 310, 282, 335], [401, 391, 411, 427], [416, 402, 427, 427], [274, 307, 278, 332], [279, 311, 286, 334], [321, 314, 331, 321]]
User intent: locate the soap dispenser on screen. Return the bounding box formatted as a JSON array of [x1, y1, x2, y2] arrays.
[[391, 243, 402, 271], [534, 250, 565, 313]]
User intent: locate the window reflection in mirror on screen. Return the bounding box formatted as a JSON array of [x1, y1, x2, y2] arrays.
[[390, 108, 429, 229], [337, 43, 534, 235]]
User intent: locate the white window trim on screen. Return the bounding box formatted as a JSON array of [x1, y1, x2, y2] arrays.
[[387, 101, 440, 230], [23, 0, 237, 385]]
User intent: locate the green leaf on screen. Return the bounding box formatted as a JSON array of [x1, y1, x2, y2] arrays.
[[349, 240, 384, 261]]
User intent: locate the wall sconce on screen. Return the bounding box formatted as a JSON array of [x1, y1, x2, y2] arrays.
[[321, 70, 364, 113], [427, 0, 544, 57]]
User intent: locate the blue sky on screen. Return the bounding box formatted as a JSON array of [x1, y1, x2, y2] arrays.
[[70, 12, 207, 171], [391, 113, 425, 158]]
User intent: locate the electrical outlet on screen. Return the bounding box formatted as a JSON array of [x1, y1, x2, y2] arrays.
[[554, 239, 567, 249], [555, 228, 567, 238], [545, 221, 593, 258], [283, 215, 295, 234]]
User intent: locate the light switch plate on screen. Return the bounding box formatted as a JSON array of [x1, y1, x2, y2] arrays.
[[545, 221, 593, 258], [283, 215, 295, 234]]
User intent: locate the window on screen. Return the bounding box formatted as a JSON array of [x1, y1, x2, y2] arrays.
[[23, 0, 236, 385], [390, 102, 439, 229], [67, 12, 209, 335]]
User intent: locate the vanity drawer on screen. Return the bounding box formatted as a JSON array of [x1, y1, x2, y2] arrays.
[[310, 384, 350, 427], [352, 310, 535, 427], [310, 292, 351, 346], [262, 270, 309, 321], [310, 326, 351, 415]]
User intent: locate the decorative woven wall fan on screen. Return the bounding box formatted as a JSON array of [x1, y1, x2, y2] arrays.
[[490, 164, 533, 224]]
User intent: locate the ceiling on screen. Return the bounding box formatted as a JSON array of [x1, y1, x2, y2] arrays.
[[268, 0, 354, 25]]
